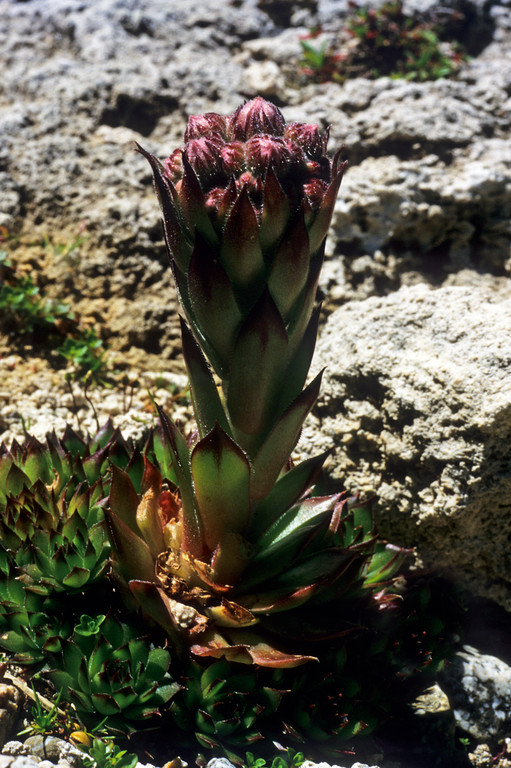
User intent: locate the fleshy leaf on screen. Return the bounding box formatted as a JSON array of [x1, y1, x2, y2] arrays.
[[135, 144, 192, 271], [249, 450, 330, 538], [267, 208, 310, 321], [105, 509, 156, 583], [191, 424, 251, 553], [260, 166, 291, 253], [221, 186, 265, 295], [180, 318, 230, 438], [227, 289, 288, 438], [307, 162, 347, 254], [187, 234, 242, 371], [157, 406, 202, 559], [251, 371, 323, 499]]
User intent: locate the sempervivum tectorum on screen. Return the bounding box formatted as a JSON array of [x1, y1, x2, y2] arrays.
[[107, 98, 407, 670], [44, 614, 179, 733], [138, 97, 346, 463]]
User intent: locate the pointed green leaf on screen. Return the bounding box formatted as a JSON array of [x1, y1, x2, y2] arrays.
[[227, 289, 288, 437], [156, 406, 202, 558], [108, 464, 140, 533], [260, 166, 291, 253], [251, 371, 322, 500], [63, 566, 90, 590], [105, 509, 156, 583], [180, 154, 219, 245], [181, 319, 230, 439], [249, 450, 330, 539], [278, 304, 321, 414], [268, 208, 310, 321], [221, 186, 265, 294], [5, 463, 30, 496], [187, 238, 242, 372], [286, 249, 323, 359], [136, 144, 192, 271], [22, 440, 53, 485], [191, 424, 250, 553], [307, 163, 347, 254], [257, 494, 341, 551]]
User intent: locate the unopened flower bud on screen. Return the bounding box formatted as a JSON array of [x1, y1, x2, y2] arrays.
[[185, 136, 226, 185], [245, 135, 292, 177], [185, 112, 228, 142], [303, 179, 328, 207], [230, 96, 286, 141], [284, 122, 324, 160], [220, 141, 245, 176], [164, 149, 183, 182]]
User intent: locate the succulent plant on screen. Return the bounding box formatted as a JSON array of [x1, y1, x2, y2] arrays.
[[44, 614, 179, 733], [106, 98, 408, 674], [0, 422, 149, 664], [169, 658, 284, 751]]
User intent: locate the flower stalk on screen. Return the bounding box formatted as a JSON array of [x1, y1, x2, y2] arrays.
[[107, 98, 406, 669]]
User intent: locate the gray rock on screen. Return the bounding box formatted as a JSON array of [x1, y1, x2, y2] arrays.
[[22, 737, 82, 768], [304, 283, 511, 607], [440, 645, 511, 740], [332, 137, 511, 276]]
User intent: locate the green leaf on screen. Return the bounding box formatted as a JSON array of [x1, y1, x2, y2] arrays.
[[187, 233, 242, 371], [249, 450, 330, 539], [278, 305, 321, 414], [268, 208, 310, 322], [251, 371, 322, 500], [180, 155, 219, 245], [221, 186, 265, 295], [191, 425, 251, 553], [63, 566, 90, 590], [307, 163, 346, 254], [227, 289, 288, 437], [136, 144, 192, 271], [108, 465, 140, 534], [260, 166, 291, 253], [156, 406, 202, 558], [105, 509, 156, 583], [180, 318, 230, 438], [144, 647, 171, 680], [257, 494, 341, 552]]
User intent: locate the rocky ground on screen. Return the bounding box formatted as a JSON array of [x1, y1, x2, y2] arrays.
[[1, 0, 511, 766]]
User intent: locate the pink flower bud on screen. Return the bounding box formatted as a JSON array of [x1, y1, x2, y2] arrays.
[[245, 135, 292, 177], [163, 149, 183, 182], [284, 122, 324, 160], [303, 179, 328, 208], [184, 112, 228, 142], [204, 187, 226, 213], [230, 97, 286, 141], [185, 136, 226, 185], [220, 142, 245, 176]]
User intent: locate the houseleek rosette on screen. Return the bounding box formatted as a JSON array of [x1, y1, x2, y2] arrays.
[[107, 98, 406, 669]]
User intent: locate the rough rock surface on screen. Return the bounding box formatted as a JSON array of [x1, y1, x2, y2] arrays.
[[440, 646, 511, 740], [303, 283, 511, 607]]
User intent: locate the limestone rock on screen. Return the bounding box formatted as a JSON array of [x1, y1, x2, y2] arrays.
[[304, 283, 511, 607], [0, 686, 23, 751], [440, 645, 511, 740]]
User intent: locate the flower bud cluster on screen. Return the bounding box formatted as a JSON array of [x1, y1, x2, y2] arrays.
[[163, 97, 333, 213]]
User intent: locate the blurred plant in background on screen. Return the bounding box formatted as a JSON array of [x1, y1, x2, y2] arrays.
[[299, 0, 467, 84]]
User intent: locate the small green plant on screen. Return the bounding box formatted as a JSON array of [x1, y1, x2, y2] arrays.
[[245, 748, 305, 768], [73, 732, 139, 768], [0, 249, 109, 384], [18, 685, 64, 737], [298, 1, 466, 83]]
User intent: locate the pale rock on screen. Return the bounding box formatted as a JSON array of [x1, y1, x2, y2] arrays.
[[304, 283, 511, 607], [440, 646, 511, 740]]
